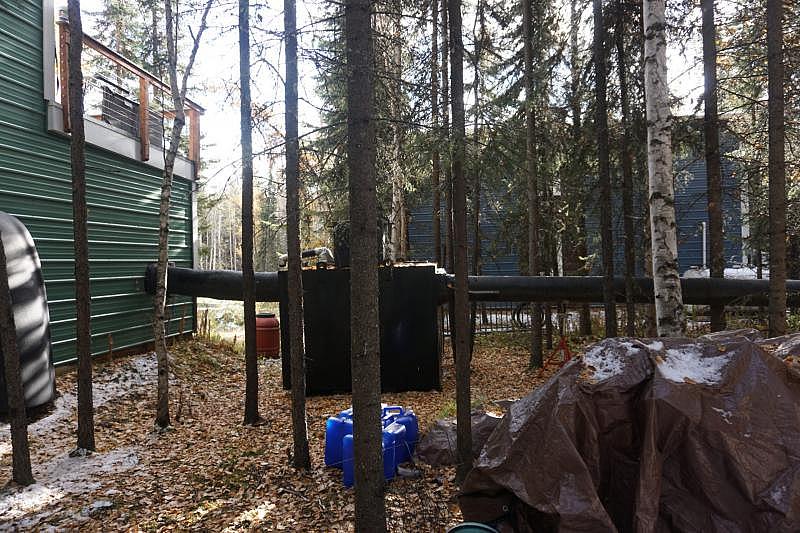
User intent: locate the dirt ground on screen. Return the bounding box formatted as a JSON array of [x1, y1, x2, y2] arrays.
[[0, 333, 577, 531]]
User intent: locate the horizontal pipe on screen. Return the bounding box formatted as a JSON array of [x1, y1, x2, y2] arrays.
[[453, 275, 800, 306], [145, 265, 800, 307], [145, 265, 280, 301]]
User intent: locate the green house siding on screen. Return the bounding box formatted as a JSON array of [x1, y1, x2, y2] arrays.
[[0, 1, 195, 365]]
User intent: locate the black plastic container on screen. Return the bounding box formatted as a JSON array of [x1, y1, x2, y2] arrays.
[[280, 265, 441, 395]]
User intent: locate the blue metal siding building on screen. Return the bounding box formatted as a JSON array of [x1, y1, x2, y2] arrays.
[[408, 157, 743, 276], [408, 190, 521, 275]]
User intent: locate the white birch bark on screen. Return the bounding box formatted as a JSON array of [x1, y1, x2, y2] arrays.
[[643, 0, 685, 336]]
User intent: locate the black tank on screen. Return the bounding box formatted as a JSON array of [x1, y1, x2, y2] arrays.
[[0, 212, 55, 414]]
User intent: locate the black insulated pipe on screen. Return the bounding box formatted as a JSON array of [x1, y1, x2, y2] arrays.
[[145, 264, 281, 301], [453, 275, 800, 306], [145, 265, 800, 306]]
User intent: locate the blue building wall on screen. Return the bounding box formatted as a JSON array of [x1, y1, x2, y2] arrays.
[[408, 156, 743, 277], [585, 156, 742, 274], [407, 190, 521, 275]]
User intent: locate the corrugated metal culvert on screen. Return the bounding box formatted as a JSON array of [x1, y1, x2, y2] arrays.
[[0, 1, 195, 365]]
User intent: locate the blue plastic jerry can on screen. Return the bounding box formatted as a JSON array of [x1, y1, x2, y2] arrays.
[[394, 410, 419, 461], [325, 416, 353, 468], [384, 421, 408, 466], [342, 434, 355, 487]]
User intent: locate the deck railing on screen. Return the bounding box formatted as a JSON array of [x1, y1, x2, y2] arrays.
[[55, 14, 203, 166]]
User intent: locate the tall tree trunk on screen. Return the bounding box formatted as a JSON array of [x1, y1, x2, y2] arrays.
[[67, 0, 95, 454], [523, 0, 542, 367], [431, 0, 442, 265], [240, 0, 260, 426], [0, 233, 34, 485], [390, 9, 405, 262], [702, 0, 725, 332], [448, 0, 472, 485], [285, 0, 311, 469], [469, 0, 484, 357], [441, 0, 453, 272], [153, 0, 212, 428], [594, 0, 616, 338], [570, 0, 592, 337], [767, 0, 786, 337], [644, 0, 684, 336], [345, 0, 386, 529], [615, 5, 636, 337]]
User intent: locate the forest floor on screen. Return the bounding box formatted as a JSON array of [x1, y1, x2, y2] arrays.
[[0, 332, 582, 531]]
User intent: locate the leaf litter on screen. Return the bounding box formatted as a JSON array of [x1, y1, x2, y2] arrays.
[[0, 333, 571, 531]]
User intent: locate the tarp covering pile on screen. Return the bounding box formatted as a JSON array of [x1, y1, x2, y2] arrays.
[[416, 411, 503, 466], [459, 331, 800, 532]]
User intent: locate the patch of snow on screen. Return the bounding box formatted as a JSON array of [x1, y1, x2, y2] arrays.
[[711, 407, 733, 425], [0, 447, 140, 528], [1, 353, 157, 447], [657, 345, 730, 385], [771, 485, 786, 504], [582, 343, 638, 381], [645, 341, 664, 351]]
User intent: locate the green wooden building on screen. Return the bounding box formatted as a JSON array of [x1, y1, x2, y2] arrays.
[[0, 1, 200, 365]]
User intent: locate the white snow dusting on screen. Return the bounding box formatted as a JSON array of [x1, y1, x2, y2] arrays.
[[712, 407, 733, 425], [657, 345, 730, 385], [645, 340, 664, 351], [1, 353, 157, 444], [0, 353, 156, 528], [582, 343, 636, 381], [0, 447, 140, 528]]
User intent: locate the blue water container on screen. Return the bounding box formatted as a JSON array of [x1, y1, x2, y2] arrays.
[[342, 434, 355, 487], [384, 421, 407, 466], [343, 432, 396, 487], [395, 410, 419, 461], [325, 416, 353, 468]]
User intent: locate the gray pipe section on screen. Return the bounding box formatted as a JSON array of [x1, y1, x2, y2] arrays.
[[145, 265, 800, 306]]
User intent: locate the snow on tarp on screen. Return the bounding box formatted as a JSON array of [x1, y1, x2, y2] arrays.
[[459, 334, 800, 532]]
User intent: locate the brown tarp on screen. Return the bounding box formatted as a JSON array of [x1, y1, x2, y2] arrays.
[[459, 333, 800, 532], [416, 411, 503, 467]]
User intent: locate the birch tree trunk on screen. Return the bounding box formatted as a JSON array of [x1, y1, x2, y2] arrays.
[[448, 0, 473, 484], [67, 0, 95, 454], [285, 0, 311, 469], [523, 0, 543, 367], [702, 0, 725, 332], [345, 0, 386, 528], [767, 0, 786, 337], [153, 0, 212, 429], [239, 0, 261, 426], [0, 232, 34, 485], [643, 0, 684, 336], [390, 8, 405, 262]]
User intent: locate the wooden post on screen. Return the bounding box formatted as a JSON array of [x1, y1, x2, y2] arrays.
[[187, 108, 200, 165], [107, 334, 114, 363], [57, 20, 71, 132], [139, 78, 150, 161]]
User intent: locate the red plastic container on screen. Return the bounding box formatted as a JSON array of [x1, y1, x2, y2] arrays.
[[255, 313, 280, 358]]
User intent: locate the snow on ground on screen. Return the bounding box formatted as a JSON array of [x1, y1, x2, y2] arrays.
[[0, 447, 140, 529], [0, 352, 157, 529], [0, 353, 157, 442], [658, 345, 730, 385]]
